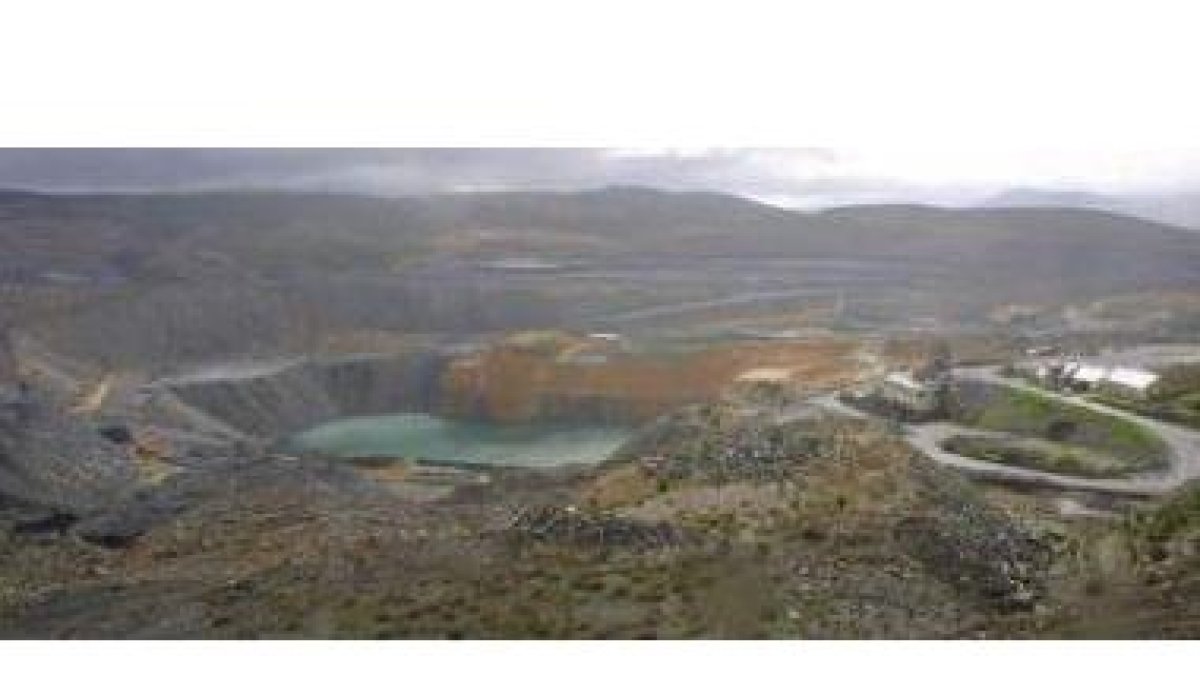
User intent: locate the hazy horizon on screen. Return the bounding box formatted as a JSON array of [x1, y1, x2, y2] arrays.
[[0, 148, 1197, 204]]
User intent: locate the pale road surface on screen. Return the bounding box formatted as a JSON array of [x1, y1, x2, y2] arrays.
[[600, 287, 828, 323], [794, 366, 1200, 496], [163, 357, 306, 385]]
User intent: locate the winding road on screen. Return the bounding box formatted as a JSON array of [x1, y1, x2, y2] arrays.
[[797, 367, 1200, 496]]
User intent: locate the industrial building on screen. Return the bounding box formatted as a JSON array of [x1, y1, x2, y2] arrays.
[[875, 371, 941, 416], [1020, 357, 1160, 399]]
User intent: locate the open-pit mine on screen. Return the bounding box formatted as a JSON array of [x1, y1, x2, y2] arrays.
[[4, 186, 1200, 638]]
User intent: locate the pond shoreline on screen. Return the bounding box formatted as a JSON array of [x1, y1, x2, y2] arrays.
[[288, 412, 633, 469]]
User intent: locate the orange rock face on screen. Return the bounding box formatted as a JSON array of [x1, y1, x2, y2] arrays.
[[438, 335, 859, 424]]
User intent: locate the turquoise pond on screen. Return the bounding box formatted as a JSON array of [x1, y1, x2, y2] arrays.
[[289, 413, 631, 468]]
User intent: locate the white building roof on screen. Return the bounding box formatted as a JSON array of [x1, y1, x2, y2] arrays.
[[1106, 367, 1158, 391], [1062, 361, 1159, 391], [884, 371, 927, 391], [1067, 362, 1107, 384]]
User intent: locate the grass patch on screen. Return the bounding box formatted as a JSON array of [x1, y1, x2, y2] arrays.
[[943, 435, 1141, 478], [1134, 482, 1200, 543], [1091, 392, 1200, 431], [952, 383, 1169, 474]]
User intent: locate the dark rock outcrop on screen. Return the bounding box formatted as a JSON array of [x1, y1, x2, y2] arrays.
[[73, 452, 382, 549], [509, 504, 687, 550], [0, 327, 17, 384], [896, 472, 1053, 608], [614, 403, 825, 482], [0, 384, 138, 521]]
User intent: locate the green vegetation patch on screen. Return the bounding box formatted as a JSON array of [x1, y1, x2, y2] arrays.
[[949, 383, 1169, 476], [1133, 480, 1200, 544], [943, 435, 1143, 478]]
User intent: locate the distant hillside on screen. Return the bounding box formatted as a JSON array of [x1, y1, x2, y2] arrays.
[[982, 189, 1126, 213], [4, 186, 1199, 272], [5, 187, 1200, 366], [983, 188, 1200, 230]]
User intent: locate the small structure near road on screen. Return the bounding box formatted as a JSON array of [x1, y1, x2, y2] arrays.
[[1018, 357, 1160, 399], [877, 371, 941, 416], [847, 341, 953, 421], [1063, 363, 1108, 391], [1100, 367, 1160, 399]]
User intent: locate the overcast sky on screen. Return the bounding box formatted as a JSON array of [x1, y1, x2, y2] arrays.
[[5, 3, 1200, 213], [1, 148, 1198, 209]]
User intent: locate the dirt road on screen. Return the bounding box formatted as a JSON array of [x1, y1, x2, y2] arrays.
[[798, 368, 1200, 496]]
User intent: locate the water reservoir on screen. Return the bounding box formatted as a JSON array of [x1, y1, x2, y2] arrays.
[[291, 413, 630, 468]]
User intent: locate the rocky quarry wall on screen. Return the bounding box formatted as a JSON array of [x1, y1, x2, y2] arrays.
[[143, 336, 862, 441], [0, 384, 138, 518], [161, 351, 450, 440], [437, 338, 859, 426]]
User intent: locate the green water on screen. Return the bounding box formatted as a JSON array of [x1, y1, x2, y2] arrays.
[[290, 413, 630, 467]]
